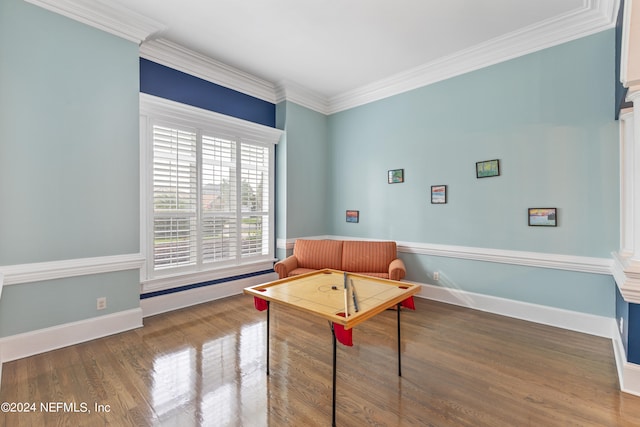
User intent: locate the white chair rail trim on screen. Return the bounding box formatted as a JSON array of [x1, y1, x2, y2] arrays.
[[0, 253, 145, 286]]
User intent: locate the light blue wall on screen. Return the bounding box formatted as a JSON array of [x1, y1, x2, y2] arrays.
[[0, 0, 140, 336], [403, 254, 615, 316], [328, 31, 618, 257], [320, 30, 618, 316], [0, 271, 140, 336], [0, 0, 140, 263], [275, 101, 329, 258]]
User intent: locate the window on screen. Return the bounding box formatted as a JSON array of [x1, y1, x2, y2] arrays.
[[140, 94, 282, 289]]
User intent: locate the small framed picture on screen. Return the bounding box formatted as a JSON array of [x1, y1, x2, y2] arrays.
[[431, 185, 447, 204], [476, 159, 500, 178], [528, 208, 557, 227], [388, 169, 404, 184], [346, 210, 359, 223]]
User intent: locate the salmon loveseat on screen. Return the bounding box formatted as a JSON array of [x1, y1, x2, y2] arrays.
[[274, 239, 406, 281]]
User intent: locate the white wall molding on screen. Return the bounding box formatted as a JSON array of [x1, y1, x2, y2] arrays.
[[141, 260, 277, 294], [612, 323, 640, 396], [612, 252, 640, 303], [620, 359, 640, 396], [140, 39, 279, 104], [0, 253, 145, 286], [27, 0, 618, 115], [615, 94, 640, 303], [137, 1, 617, 115], [620, 0, 640, 88], [274, 79, 330, 114], [416, 281, 614, 338], [0, 308, 142, 363], [141, 271, 278, 317], [399, 241, 612, 275], [23, 0, 165, 44], [139, 93, 283, 145], [278, 236, 613, 275], [326, 0, 619, 113]]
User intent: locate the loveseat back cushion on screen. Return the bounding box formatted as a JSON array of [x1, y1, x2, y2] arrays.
[[342, 241, 397, 273], [293, 239, 343, 270]]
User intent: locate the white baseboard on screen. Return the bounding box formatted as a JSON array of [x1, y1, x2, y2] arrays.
[[416, 282, 614, 338], [620, 361, 640, 397], [612, 325, 640, 397], [141, 272, 278, 317], [0, 308, 143, 365]]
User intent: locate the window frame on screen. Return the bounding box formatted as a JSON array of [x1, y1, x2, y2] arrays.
[[140, 94, 282, 293]]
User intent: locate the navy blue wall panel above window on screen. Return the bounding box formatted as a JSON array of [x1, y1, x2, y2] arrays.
[[140, 58, 276, 127]]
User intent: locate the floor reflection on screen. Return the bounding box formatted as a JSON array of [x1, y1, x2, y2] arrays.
[[152, 347, 195, 417], [151, 320, 267, 425]]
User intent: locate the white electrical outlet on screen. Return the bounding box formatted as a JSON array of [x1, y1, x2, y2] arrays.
[[433, 271, 440, 281], [620, 317, 624, 334], [97, 297, 107, 310]]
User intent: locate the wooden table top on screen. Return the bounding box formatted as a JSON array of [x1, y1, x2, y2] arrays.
[[244, 269, 420, 329]]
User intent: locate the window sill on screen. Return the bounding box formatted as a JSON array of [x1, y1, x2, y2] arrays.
[[141, 258, 276, 294]]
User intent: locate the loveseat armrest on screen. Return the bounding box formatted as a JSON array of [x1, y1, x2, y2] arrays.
[[388, 258, 406, 281], [274, 256, 299, 279]]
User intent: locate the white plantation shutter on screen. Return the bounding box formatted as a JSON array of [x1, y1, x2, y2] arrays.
[[241, 143, 270, 257], [141, 94, 280, 282], [202, 135, 237, 264], [153, 126, 197, 269]]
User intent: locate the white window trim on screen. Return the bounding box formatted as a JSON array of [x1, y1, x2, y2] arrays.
[[139, 93, 282, 292]]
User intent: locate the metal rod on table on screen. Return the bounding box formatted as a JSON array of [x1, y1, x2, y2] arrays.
[[397, 303, 402, 377], [266, 301, 270, 375], [343, 272, 348, 318], [351, 279, 359, 312]]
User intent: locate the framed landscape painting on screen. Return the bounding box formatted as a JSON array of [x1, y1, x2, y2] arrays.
[[528, 208, 557, 227], [431, 185, 447, 204], [388, 169, 404, 184], [346, 210, 359, 223], [476, 159, 500, 178]]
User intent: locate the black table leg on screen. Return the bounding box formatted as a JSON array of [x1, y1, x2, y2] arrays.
[[397, 303, 402, 377], [331, 322, 337, 427]]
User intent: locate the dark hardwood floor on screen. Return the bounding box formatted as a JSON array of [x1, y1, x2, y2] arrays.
[[2, 295, 640, 426]]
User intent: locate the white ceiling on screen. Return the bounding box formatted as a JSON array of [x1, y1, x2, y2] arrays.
[[28, 0, 616, 112], [115, 0, 609, 101]]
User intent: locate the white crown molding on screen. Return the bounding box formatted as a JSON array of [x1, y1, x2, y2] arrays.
[[274, 80, 330, 113], [23, 0, 165, 44], [326, 0, 620, 114], [140, 39, 279, 104], [278, 235, 614, 275], [0, 253, 145, 286], [28, 1, 619, 115]]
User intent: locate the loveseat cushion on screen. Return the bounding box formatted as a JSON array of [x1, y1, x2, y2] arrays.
[[341, 240, 398, 274], [287, 267, 320, 276], [293, 239, 343, 270]]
